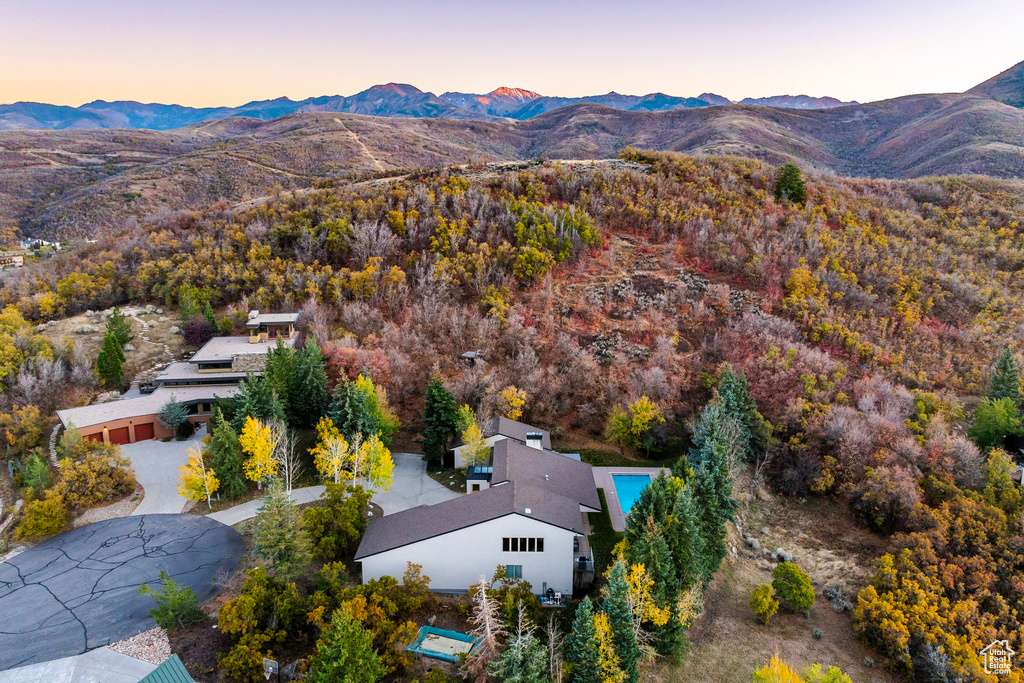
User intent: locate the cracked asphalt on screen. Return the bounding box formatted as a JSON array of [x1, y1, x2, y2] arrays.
[[0, 514, 242, 671]]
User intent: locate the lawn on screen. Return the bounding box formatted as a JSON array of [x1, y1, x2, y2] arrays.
[[562, 447, 664, 469], [588, 488, 624, 575]]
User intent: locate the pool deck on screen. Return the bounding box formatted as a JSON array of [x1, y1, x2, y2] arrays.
[[592, 466, 669, 532]]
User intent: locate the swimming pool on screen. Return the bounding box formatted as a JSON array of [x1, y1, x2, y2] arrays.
[[611, 474, 653, 514]]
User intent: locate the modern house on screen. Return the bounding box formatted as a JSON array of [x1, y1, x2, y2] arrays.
[[56, 311, 299, 444], [449, 416, 552, 469], [356, 438, 599, 596]]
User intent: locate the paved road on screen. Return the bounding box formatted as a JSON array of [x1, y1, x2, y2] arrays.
[[207, 485, 326, 526], [207, 452, 461, 526], [121, 428, 206, 516], [0, 514, 242, 671]]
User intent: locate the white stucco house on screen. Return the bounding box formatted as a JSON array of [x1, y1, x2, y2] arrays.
[[356, 438, 599, 595], [449, 416, 551, 469]]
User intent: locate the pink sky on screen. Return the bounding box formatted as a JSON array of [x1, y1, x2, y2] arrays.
[[1, 0, 1021, 107]]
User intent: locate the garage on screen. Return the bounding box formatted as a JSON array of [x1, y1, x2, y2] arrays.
[[108, 427, 130, 445], [86, 431, 104, 443], [133, 422, 155, 441]]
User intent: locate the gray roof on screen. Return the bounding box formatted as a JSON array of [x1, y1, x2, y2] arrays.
[[190, 335, 295, 364], [356, 440, 598, 560], [485, 417, 551, 449], [245, 312, 300, 328], [56, 385, 237, 429], [155, 362, 247, 384]]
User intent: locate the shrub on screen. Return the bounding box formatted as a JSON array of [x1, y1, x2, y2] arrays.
[[158, 398, 189, 434], [751, 584, 779, 625], [183, 316, 214, 347], [53, 446, 135, 510], [822, 582, 852, 612], [16, 495, 68, 539], [138, 569, 206, 629], [812, 627, 824, 640], [301, 483, 371, 559], [773, 562, 815, 614]]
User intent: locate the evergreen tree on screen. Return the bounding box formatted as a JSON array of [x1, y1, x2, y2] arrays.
[[96, 331, 125, 389], [293, 340, 329, 427], [330, 380, 380, 442], [690, 462, 730, 584], [264, 342, 297, 423], [603, 560, 640, 683], [203, 301, 217, 330], [989, 348, 1021, 405], [306, 608, 385, 683], [566, 597, 601, 683], [716, 366, 772, 460], [233, 374, 284, 432], [490, 620, 550, 683], [669, 484, 705, 589], [774, 163, 807, 204], [208, 409, 247, 499], [253, 477, 308, 577], [422, 375, 458, 468], [24, 452, 50, 493], [105, 307, 134, 346], [158, 397, 189, 434]]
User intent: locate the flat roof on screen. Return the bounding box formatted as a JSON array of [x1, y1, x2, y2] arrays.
[[155, 362, 247, 383], [189, 335, 295, 364], [57, 385, 238, 429], [245, 312, 300, 328]]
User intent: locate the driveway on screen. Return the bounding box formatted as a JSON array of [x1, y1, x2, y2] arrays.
[[0, 515, 241, 671], [373, 452, 461, 515], [121, 427, 206, 516]]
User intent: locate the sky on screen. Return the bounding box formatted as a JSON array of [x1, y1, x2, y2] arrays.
[[1, 0, 1022, 108]]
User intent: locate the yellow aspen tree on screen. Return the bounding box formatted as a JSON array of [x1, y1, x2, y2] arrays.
[[178, 446, 219, 509], [311, 417, 351, 484], [239, 416, 278, 486], [498, 386, 527, 421], [593, 612, 626, 683], [461, 422, 490, 467], [351, 433, 394, 492]]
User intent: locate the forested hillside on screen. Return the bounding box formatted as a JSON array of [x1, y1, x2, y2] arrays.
[[1, 153, 1023, 680]]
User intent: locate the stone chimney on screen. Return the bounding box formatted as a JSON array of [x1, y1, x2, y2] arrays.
[[526, 432, 543, 450]]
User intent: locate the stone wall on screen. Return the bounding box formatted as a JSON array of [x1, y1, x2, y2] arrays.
[[232, 354, 268, 373]]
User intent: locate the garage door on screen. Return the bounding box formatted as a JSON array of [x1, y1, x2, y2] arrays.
[[86, 431, 104, 443], [108, 427, 130, 445], [133, 422, 155, 441]]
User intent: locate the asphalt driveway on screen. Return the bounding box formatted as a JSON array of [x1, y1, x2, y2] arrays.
[[120, 427, 206, 516]]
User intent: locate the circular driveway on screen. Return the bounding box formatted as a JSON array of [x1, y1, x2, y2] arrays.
[[0, 514, 242, 671]]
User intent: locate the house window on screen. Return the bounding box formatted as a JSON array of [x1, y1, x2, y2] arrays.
[[506, 565, 522, 580], [502, 537, 544, 552], [471, 483, 480, 492]]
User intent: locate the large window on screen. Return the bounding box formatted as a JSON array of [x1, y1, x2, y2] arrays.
[[506, 565, 523, 580], [502, 537, 544, 553]]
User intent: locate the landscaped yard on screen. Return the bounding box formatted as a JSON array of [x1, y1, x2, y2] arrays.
[[587, 489, 623, 575]]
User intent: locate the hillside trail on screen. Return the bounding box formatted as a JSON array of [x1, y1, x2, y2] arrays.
[[333, 117, 385, 171]]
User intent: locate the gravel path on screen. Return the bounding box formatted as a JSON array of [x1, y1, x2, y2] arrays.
[[72, 485, 143, 527], [109, 626, 171, 666]]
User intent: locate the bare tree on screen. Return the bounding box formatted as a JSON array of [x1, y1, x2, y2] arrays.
[[463, 576, 506, 683], [546, 614, 564, 683], [271, 420, 303, 493]]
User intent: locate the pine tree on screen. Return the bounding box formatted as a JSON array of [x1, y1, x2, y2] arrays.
[[264, 342, 297, 424], [774, 163, 807, 204], [105, 307, 134, 346], [253, 477, 308, 577], [208, 409, 247, 499], [669, 484, 704, 589], [293, 340, 329, 427], [603, 560, 640, 683], [566, 597, 601, 683], [233, 374, 284, 431], [158, 397, 189, 434], [330, 380, 380, 442], [96, 331, 125, 389], [490, 609, 549, 683], [422, 375, 458, 468], [203, 301, 217, 330], [989, 348, 1021, 405], [716, 365, 772, 460], [306, 608, 385, 683], [24, 452, 50, 493], [690, 462, 729, 584]]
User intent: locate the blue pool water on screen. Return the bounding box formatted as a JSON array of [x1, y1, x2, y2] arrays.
[[612, 474, 653, 514]]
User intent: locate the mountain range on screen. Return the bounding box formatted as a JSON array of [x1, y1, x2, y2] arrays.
[[0, 83, 856, 131]]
